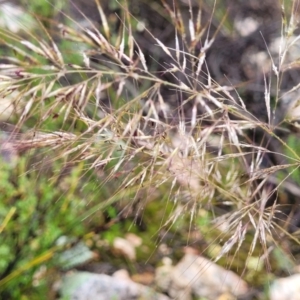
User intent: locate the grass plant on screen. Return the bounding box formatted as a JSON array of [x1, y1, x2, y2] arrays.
[[1, 0, 300, 298]]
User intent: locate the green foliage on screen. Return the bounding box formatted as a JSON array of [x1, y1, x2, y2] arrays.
[[20, 0, 66, 22], [285, 135, 300, 182], [0, 156, 97, 298]]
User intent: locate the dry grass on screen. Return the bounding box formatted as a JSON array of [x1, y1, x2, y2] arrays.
[[1, 0, 300, 289]]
